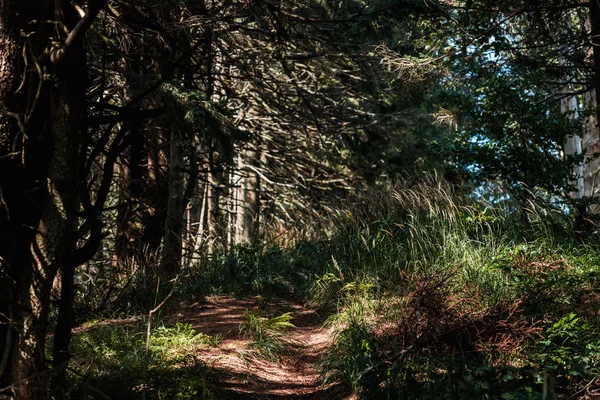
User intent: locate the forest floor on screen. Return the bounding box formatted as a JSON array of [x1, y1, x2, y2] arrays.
[[169, 296, 354, 400]]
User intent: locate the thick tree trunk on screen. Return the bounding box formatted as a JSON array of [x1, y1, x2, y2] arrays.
[[115, 124, 169, 271], [564, 5, 600, 227], [142, 127, 170, 257], [12, 14, 86, 400], [0, 2, 49, 397], [581, 90, 600, 203], [571, 4, 600, 219], [0, 1, 27, 391], [0, 1, 96, 398], [589, 0, 600, 125], [113, 27, 173, 272]]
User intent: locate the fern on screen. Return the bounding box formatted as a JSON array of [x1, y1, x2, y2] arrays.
[[239, 310, 296, 361]]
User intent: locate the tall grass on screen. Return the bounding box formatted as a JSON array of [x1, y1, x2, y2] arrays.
[[313, 178, 600, 399]]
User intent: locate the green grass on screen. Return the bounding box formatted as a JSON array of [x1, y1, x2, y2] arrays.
[[239, 309, 296, 362], [68, 321, 220, 399], [312, 182, 600, 399]]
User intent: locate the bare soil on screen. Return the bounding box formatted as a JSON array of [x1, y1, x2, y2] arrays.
[[170, 296, 354, 400]]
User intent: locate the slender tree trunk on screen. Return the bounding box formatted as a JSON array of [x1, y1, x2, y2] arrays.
[[115, 126, 145, 269], [50, 260, 76, 400], [191, 175, 210, 262], [235, 144, 261, 244], [208, 147, 225, 253], [161, 125, 186, 277], [562, 94, 585, 198]]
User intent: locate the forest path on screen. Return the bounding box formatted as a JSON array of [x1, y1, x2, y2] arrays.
[[170, 296, 353, 399]]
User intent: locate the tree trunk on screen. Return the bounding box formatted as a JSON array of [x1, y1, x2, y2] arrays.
[[0, 0, 28, 391], [561, 95, 585, 199], [142, 126, 170, 260], [581, 90, 600, 203], [114, 126, 145, 269], [191, 175, 210, 263], [0, 1, 97, 397], [113, 28, 171, 273], [235, 144, 261, 244], [574, 4, 600, 219], [114, 123, 169, 271], [208, 147, 225, 253], [161, 125, 186, 277], [589, 0, 600, 126]]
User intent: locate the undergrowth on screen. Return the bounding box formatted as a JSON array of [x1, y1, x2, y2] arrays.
[[182, 178, 600, 398], [68, 177, 600, 399], [68, 321, 220, 399], [312, 181, 600, 399]]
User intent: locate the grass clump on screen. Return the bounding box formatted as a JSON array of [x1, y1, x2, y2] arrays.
[[321, 309, 384, 396], [150, 322, 221, 356], [239, 309, 296, 362]]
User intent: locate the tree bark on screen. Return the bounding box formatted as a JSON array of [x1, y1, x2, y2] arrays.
[[235, 144, 261, 244], [0, 0, 27, 392], [0, 1, 97, 398], [114, 126, 145, 269], [562, 94, 585, 199], [581, 90, 600, 203], [161, 125, 186, 277], [208, 147, 225, 253], [589, 0, 600, 126], [573, 3, 600, 218]]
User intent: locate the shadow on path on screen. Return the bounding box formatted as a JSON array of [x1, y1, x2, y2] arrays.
[[170, 296, 354, 400]]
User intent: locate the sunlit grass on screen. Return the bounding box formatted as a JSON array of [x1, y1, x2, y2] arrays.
[[239, 309, 296, 362], [68, 321, 219, 399]]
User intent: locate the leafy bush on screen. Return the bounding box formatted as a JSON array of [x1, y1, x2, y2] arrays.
[[535, 313, 600, 394]]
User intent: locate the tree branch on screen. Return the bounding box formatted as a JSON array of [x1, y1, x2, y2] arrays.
[[43, 0, 107, 66], [84, 108, 163, 126]]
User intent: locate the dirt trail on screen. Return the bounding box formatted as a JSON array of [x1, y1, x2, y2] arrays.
[[171, 296, 353, 399]]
